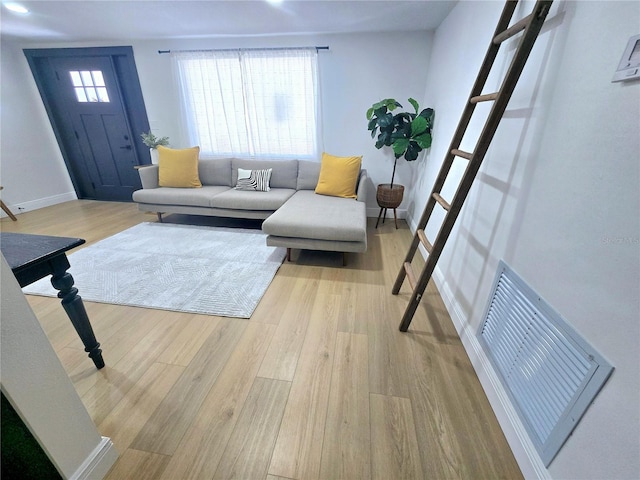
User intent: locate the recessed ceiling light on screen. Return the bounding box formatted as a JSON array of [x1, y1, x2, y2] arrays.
[[4, 2, 30, 15]]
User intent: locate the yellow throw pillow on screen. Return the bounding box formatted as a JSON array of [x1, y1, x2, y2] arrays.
[[157, 145, 202, 188], [315, 152, 362, 199]]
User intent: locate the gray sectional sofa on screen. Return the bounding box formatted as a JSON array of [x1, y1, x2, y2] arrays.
[[132, 158, 368, 259]]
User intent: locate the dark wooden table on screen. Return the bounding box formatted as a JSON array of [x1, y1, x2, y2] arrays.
[[0, 232, 105, 369]]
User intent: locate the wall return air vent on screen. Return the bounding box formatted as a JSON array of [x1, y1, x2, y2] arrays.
[[478, 261, 613, 466]]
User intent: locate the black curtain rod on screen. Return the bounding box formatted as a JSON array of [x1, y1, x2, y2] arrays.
[[158, 46, 329, 54]]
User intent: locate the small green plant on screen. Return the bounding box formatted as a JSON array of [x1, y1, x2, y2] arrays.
[[140, 130, 170, 149], [366, 98, 434, 186]]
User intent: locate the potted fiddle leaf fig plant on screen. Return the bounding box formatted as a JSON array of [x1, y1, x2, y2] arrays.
[[366, 97, 434, 228], [140, 130, 170, 164]]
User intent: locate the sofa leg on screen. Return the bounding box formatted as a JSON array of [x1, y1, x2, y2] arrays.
[[342, 252, 346, 266], [286, 248, 291, 262], [157, 212, 163, 223]]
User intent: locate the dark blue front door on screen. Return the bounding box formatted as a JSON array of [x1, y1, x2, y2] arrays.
[[25, 47, 149, 202]]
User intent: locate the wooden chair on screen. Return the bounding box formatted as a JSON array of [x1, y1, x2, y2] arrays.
[[0, 187, 18, 221]]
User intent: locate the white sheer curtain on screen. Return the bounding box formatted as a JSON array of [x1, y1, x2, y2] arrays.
[[172, 48, 319, 159]]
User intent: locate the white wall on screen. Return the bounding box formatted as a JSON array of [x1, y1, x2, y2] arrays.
[[5, 3, 638, 477], [0, 30, 433, 217], [0, 255, 118, 479], [0, 39, 77, 216], [409, 1, 640, 479]]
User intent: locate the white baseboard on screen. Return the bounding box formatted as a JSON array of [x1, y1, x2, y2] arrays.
[[1, 192, 77, 217], [70, 437, 119, 480], [405, 213, 550, 480], [431, 267, 550, 480]]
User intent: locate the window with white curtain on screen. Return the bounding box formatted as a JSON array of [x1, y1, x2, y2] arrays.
[[172, 48, 319, 159]]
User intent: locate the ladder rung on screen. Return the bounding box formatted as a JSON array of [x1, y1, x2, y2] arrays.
[[493, 13, 532, 44], [403, 262, 417, 291], [432, 193, 451, 211], [470, 92, 499, 104], [417, 229, 433, 254], [451, 149, 473, 160]]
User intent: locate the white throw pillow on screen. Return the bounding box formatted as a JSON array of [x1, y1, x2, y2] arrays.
[[235, 168, 272, 192]]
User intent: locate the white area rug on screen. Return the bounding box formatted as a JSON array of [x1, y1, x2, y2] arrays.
[[22, 222, 286, 319]]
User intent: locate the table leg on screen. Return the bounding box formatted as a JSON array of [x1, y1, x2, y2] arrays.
[[50, 260, 105, 370]]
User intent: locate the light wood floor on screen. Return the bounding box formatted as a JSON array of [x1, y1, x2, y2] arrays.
[[1, 200, 522, 480]]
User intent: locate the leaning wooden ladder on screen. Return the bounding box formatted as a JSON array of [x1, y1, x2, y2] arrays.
[[394, 0, 553, 332]]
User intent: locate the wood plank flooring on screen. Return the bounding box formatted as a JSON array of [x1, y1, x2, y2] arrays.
[[1, 200, 522, 479]]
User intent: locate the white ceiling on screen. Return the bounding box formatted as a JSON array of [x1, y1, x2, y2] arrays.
[[1, 1, 457, 42]]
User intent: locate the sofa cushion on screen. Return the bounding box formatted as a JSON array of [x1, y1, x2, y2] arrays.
[[315, 152, 362, 199], [231, 159, 298, 189], [297, 160, 321, 190], [132, 185, 229, 207], [211, 188, 296, 211], [198, 158, 232, 186], [157, 146, 202, 188], [262, 190, 366, 243]]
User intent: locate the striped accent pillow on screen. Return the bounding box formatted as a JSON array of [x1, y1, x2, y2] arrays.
[[235, 168, 272, 192]]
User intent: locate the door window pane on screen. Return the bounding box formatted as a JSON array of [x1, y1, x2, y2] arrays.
[[69, 70, 110, 103], [80, 70, 94, 86], [92, 70, 105, 86], [74, 87, 88, 102], [85, 87, 98, 102], [96, 87, 110, 102], [70, 71, 82, 86]]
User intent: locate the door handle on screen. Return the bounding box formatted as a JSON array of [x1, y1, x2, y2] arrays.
[[120, 145, 132, 150]]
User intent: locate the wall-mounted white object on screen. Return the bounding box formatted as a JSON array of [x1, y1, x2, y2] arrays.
[[478, 261, 614, 467], [612, 34, 640, 82]]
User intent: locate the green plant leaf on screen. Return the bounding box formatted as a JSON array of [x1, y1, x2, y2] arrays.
[[419, 108, 435, 127], [367, 98, 434, 160], [374, 106, 387, 118], [390, 130, 406, 142], [411, 116, 428, 137], [377, 130, 393, 147], [408, 97, 419, 114], [395, 112, 412, 122], [140, 130, 169, 148], [415, 132, 432, 149], [370, 99, 401, 112], [387, 99, 402, 111], [377, 112, 394, 128], [404, 141, 421, 161], [392, 114, 409, 134], [392, 138, 409, 156]]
